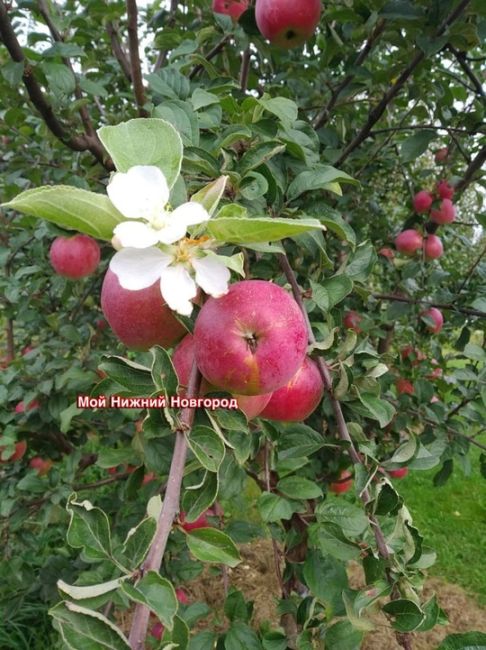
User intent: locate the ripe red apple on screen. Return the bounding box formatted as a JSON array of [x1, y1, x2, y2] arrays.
[[212, 0, 249, 19], [150, 622, 164, 640], [193, 281, 308, 396], [179, 511, 210, 532], [0, 440, 27, 463], [142, 472, 156, 485], [175, 588, 189, 605], [49, 234, 100, 279], [437, 180, 454, 200], [396, 378, 414, 396], [101, 269, 186, 350], [29, 457, 53, 476], [388, 467, 409, 479], [343, 310, 362, 333], [15, 399, 40, 414], [430, 198, 456, 224], [435, 147, 449, 163], [255, 0, 321, 49], [172, 334, 272, 419], [260, 357, 324, 422], [422, 307, 443, 334], [395, 230, 423, 256], [413, 190, 433, 214], [427, 367, 443, 380], [424, 234, 443, 260], [401, 346, 426, 366], [378, 247, 395, 259], [329, 470, 353, 494]]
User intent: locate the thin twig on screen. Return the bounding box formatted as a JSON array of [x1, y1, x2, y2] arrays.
[[455, 144, 486, 193], [373, 293, 486, 319], [106, 21, 132, 81], [188, 35, 230, 80], [240, 47, 251, 92], [126, 0, 149, 117]]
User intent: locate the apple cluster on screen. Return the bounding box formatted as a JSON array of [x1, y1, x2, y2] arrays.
[[102, 278, 325, 423], [394, 175, 457, 261]]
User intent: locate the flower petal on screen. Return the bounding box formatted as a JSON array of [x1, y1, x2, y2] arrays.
[[113, 221, 161, 249], [192, 255, 230, 298], [171, 202, 210, 227], [107, 165, 170, 221], [110, 247, 172, 290], [156, 218, 188, 245], [160, 265, 197, 316]]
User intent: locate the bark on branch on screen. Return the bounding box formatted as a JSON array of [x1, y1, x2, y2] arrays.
[[126, 0, 148, 117]]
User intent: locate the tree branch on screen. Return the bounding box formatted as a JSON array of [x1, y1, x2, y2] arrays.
[[0, 1, 111, 168], [373, 293, 486, 319], [455, 144, 486, 193], [448, 44, 486, 100], [240, 47, 251, 92], [335, 0, 472, 166], [106, 21, 132, 81], [153, 0, 178, 72], [313, 19, 386, 129], [188, 35, 230, 80], [128, 361, 202, 650], [126, 0, 149, 117]]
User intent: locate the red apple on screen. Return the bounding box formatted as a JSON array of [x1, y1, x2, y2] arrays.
[[413, 190, 433, 214], [343, 310, 362, 333], [424, 234, 443, 260], [193, 281, 308, 396], [15, 399, 40, 414], [142, 472, 156, 485], [422, 307, 443, 334], [172, 334, 272, 419], [21, 345, 35, 356], [176, 588, 189, 605], [396, 378, 414, 396], [427, 367, 443, 380], [49, 234, 100, 279], [329, 470, 353, 494], [437, 180, 454, 200], [401, 346, 426, 366], [179, 511, 210, 532], [101, 269, 186, 350], [29, 457, 53, 476], [255, 0, 321, 49], [212, 0, 249, 19], [378, 247, 395, 259], [150, 622, 165, 640], [395, 230, 423, 256], [435, 147, 449, 163], [0, 440, 27, 463], [430, 198, 456, 224], [388, 467, 409, 479], [260, 358, 324, 422]]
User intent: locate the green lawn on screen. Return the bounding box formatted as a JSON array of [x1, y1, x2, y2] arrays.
[[397, 441, 486, 605]]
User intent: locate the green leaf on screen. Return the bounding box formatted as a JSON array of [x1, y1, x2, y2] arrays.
[[1, 61, 24, 86], [189, 426, 226, 472], [182, 472, 218, 521], [259, 96, 298, 124], [324, 620, 362, 650], [151, 346, 179, 399], [380, 1, 425, 21], [49, 601, 130, 648], [97, 118, 183, 188], [207, 216, 324, 244], [238, 141, 286, 175], [186, 528, 241, 567], [438, 631, 486, 649], [239, 172, 269, 200], [66, 495, 114, 564], [278, 424, 328, 459], [401, 130, 436, 163], [57, 578, 123, 601], [382, 599, 426, 632], [43, 62, 76, 94], [319, 211, 356, 246], [258, 492, 295, 522], [345, 242, 377, 282], [121, 572, 178, 629], [2, 186, 124, 240], [277, 476, 323, 500], [225, 621, 263, 650], [288, 165, 357, 201], [303, 550, 347, 614], [190, 176, 228, 215], [357, 392, 396, 427], [316, 500, 368, 537], [308, 522, 361, 561], [99, 357, 153, 394], [321, 275, 353, 309], [120, 517, 157, 570]]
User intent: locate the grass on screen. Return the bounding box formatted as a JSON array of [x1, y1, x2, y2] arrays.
[[397, 439, 486, 605]]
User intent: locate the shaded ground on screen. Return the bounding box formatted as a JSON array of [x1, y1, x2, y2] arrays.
[[184, 540, 486, 649]]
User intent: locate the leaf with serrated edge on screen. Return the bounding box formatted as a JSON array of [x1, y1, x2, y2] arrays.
[[50, 601, 130, 648], [57, 578, 123, 600], [121, 571, 178, 629], [207, 216, 324, 244], [186, 528, 241, 567]]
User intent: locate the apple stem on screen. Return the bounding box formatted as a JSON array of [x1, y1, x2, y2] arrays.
[[128, 360, 202, 650]]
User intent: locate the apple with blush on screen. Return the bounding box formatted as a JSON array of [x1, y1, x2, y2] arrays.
[[422, 307, 444, 334], [430, 198, 456, 224], [0, 440, 27, 463], [260, 357, 324, 422], [343, 310, 362, 333], [388, 467, 409, 479], [212, 0, 249, 20], [437, 180, 454, 200], [255, 0, 321, 49], [413, 190, 433, 214], [396, 378, 414, 396], [178, 511, 211, 532], [395, 230, 423, 256], [29, 457, 53, 476], [101, 269, 186, 350], [49, 234, 100, 279], [424, 234, 443, 260], [329, 470, 353, 494], [193, 280, 308, 396]]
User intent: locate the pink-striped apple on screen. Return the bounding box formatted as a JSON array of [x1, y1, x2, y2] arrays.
[[260, 357, 324, 421], [424, 234, 443, 260], [212, 0, 249, 19], [395, 230, 423, 256], [193, 280, 308, 395], [101, 269, 185, 350], [430, 198, 456, 224], [437, 180, 454, 200], [49, 234, 100, 279], [396, 378, 414, 395], [255, 0, 321, 49], [422, 307, 444, 334], [413, 191, 433, 213]]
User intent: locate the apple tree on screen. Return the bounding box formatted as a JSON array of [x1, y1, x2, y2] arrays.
[[0, 1, 485, 649]]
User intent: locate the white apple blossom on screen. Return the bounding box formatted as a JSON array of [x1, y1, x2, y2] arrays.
[[107, 165, 210, 248], [109, 240, 231, 316]]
